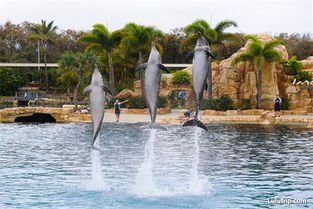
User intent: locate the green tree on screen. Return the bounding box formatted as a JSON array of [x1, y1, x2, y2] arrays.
[[28, 20, 58, 92], [121, 23, 164, 97], [77, 24, 123, 96], [58, 51, 99, 110], [232, 35, 283, 108]]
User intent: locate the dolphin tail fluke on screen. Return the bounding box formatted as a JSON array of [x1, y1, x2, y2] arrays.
[[148, 124, 167, 131], [183, 119, 208, 131]]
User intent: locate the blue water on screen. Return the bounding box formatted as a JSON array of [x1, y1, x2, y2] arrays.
[[0, 123, 312, 209]]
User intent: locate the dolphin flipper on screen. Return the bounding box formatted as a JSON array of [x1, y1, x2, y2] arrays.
[[136, 63, 148, 71], [158, 64, 169, 73], [204, 50, 216, 60], [183, 119, 208, 131], [83, 85, 92, 94], [186, 51, 195, 63], [102, 85, 112, 95]]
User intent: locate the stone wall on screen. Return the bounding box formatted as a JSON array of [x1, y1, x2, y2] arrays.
[[0, 107, 91, 123]]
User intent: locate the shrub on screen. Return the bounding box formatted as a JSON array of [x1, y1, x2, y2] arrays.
[[127, 97, 147, 109], [241, 98, 252, 110], [107, 96, 168, 109], [281, 97, 290, 110], [171, 70, 191, 85], [202, 99, 217, 110], [289, 70, 312, 82], [217, 95, 235, 111], [157, 96, 167, 108], [282, 56, 302, 75], [202, 95, 234, 111]]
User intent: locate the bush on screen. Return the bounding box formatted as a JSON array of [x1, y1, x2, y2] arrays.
[[281, 97, 290, 110], [157, 96, 167, 108], [282, 56, 302, 75], [171, 70, 191, 85], [127, 97, 147, 109], [202, 95, 234, 111], [107, 96, 168, 109], [202, 99, 217, 110], [241, 99, 252, 110], [289, 70, 312, 82], [0, 68, 28, 96]]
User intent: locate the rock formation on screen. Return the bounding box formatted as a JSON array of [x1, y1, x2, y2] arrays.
[[118, 33, 313, 112]]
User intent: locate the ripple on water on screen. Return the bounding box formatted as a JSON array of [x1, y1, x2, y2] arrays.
[[0, 123, 312, 208]]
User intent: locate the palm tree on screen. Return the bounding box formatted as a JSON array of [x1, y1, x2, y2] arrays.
[[181, 19, 239, 99], [232, 35, 283, 109], [29, 20, 58, 92], [78, 24, 123, 96], [121, 23, 164, 97], [182, 19, 240, 56]]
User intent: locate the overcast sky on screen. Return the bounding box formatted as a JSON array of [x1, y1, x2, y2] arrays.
[[0, 0, 312, 34]]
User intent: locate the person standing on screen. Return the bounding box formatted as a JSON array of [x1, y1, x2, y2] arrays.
[[114, 99, 128, 122], [274, 95, 282, 117]]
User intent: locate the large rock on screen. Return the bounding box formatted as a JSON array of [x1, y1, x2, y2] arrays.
[[213, 33, 288, 109]]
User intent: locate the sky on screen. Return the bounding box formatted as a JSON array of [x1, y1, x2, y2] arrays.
[[0, 0, 312, 35]]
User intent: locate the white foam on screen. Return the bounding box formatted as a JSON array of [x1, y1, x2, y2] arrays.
[[85, 136, 108, 191]]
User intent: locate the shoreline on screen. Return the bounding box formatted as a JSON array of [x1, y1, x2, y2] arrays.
[[1, 107, 313, 127]]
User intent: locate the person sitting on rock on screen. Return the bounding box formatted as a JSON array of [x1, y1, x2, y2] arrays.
[[274, 95, 282, 117]]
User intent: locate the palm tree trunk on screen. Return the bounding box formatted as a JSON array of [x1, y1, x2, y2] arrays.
[[44, 50, 48, 93], [108, 52, 115, 96], [139, 50, 145, 98], [207, 67, 213, 99], [73, 80, 81, 111], [256, 70, 262, 109]]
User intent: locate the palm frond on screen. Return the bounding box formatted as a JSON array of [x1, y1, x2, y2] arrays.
[[184, 19, 210, 35], [204, 28, 217, 43], [263, 39, 284, 51], [232, 53, 254, 65], [247, 42, 263, 56], [245, 35, 261, 45], [214, 20, 238, 33], [218, 32, 241, 43], [263, 49, 281, 62]]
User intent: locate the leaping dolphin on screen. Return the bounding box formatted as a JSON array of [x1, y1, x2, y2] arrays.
[[83, 64, 112, 147], [136, 42, 169, 129], [183, 32, 215, 131]]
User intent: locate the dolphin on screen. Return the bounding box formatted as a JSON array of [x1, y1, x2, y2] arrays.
[[83, 64, 112, 147], [183, 32, 215, 131], [136, 42, 169, 129]]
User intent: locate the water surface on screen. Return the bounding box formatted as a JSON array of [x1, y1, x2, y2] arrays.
[[0, 123, 312, 208]]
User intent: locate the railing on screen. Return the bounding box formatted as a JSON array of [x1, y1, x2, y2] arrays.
[[0, 63, 191, 68], [15, 92, 46, 101]]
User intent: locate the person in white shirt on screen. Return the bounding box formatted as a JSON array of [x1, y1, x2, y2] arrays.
[[274, 95, 282, 117]]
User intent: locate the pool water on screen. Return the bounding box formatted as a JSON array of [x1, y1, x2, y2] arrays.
[[0, 123, 312, 208]]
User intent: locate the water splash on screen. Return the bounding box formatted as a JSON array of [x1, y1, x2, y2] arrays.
[[86, 136, 107, 190], [189, 127, 206, 195], [134, 129, 158, 195]]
